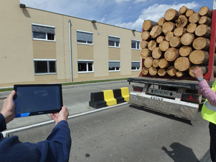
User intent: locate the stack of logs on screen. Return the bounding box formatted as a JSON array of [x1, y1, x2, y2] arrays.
[[141, 6, 216, 78]]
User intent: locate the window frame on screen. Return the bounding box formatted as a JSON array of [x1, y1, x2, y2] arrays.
[[32, 23, 56, 42], [131, 61, 141, 71], [34, 59, 57, 75], [109, 60, 120, 72], [131, 39, 140, 50], [77, 59, 94, 73], [108, 35, 120, 48], [77, 30, 93, 45]]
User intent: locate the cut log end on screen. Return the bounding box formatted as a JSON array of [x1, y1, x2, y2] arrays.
[[174, 57, 190, 71], [165, 32, 174, 41], [152, 47, 162, 59], [158, 69, 167, 76], [170, 37, 181, 48], [165, 48, 179, 61], [189, 50, 209, 65], [142, 67, 149, 75], [149, 67, 158, 76], [143, 20, 158, 31], [195, 24, 211, 38], [179, 6, 188, 14], [144, 57, 153, 68], [179, 46, 192, 57], [193, 37, 210, 51], [159, 41, 169, 52], [164, 9, 180, 21], [159, 58, 169, 69], [167, 66, 177, 76], [186, 23, 197, 33], [148, 40, 157, 51], [141, 41, 148, 49], [199, 6, 212, 17], [175, 15, 188, 28], [141, 48, 151, 59], [153, 59, 159, 68], [181, 33, 194, 46], [158, 17, 166, 26], [141, 31, 150, 41]]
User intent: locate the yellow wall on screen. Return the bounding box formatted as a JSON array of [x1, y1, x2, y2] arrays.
[[0, 0, 141, 87]]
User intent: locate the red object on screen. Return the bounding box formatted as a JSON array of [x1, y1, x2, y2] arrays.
[[139, 10, 216, 81]]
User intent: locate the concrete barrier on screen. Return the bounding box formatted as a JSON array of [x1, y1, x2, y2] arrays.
[[89, 87, 129, 108]]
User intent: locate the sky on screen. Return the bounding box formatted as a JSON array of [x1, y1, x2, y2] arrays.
[[20, 0, 212, 32]]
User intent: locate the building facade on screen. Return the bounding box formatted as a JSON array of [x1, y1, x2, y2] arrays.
[[0, 0, 141, 88]]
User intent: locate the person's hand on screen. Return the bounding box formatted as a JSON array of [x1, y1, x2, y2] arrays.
[[1, 90, 16, 124], [50, 106, 69, 125], [192, 67, 203, 79]]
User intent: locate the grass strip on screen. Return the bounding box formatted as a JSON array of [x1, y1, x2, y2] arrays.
[[0, 78, 128, 92]]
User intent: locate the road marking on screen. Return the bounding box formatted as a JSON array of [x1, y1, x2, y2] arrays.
[[2, 102, 129, 137]]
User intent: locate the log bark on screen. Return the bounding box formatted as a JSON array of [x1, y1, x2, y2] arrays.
[[143, 20, 158, 31], [148, 40, 157, 51], [150, 25, 162, 38], [164, 48, 179, 61], [158, 17, 166, 26], [170, 37, 181, 48], [149, 67, 158, 76], [158, 69, 167, 76], [176, 71, 187, 77], [199, 6, 212, 17], [152, 47, 162, 59], [193, 37, 210, 51], [189, 13, 200, 23], [189, 66, 207, 77], [141, 48, 151, 59], [181, 33, 195, 46], [162, 22, 175, 34], [142, 67, 149, 75], [159, 58, 169, 69], [165, 32, 174, 41], [199, 16, 212, 26], [179, 46, 192, 57], [175, 15, 188, 28], [186, 23, 197, 33], [189, 50, 209, 65], [141, 31, 151, 41], [195, 24, 211, 38], [159, 40, 169, 52], [144, 57, 153, 68], [174, 57, 190, 71], [174, 27, 186, 37], [179, 6, 188, 15], [156, 36, 165, 44], [164, 9, 180, 21], [186, 9, 195, 17], [153, 59, 159, 68], [140, 41, 148, 49], [167, 66, 177, 76]]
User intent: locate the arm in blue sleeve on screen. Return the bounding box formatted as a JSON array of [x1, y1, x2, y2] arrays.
[[0, 113, 6, 132], [33, 120, 71, 162], [0, 120, 71, 162]]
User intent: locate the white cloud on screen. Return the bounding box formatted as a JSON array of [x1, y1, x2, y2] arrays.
[[116, 1, 200, 31]]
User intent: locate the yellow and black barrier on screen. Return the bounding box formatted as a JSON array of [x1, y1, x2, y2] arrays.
[[89, 87, 129, 108]]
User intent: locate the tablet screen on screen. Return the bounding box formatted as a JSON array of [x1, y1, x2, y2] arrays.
[[14, 84, 63, 117]]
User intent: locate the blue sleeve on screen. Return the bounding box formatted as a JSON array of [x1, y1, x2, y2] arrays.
[[0, 113, 6, 132], [33, 120, 72, 162], [0, 120, 71, 162]]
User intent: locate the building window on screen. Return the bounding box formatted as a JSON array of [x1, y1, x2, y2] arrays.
[[108, 36, 120, 47], [131, 40, 140, 49], [32, 24, 55, 41], [109, 61, 120, 71], [77, 31, 93, 44], [34, 60, 57, 74], [131, 61, 140, 71], [78, 60, 94, 73]]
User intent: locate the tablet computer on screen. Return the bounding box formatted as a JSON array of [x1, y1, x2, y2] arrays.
[[14, 84, 63, 118]]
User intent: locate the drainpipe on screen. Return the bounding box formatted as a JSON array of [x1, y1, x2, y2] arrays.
[[68, 20, 73, 82]]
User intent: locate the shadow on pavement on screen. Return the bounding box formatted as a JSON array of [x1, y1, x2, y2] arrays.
[[162, 143, 199, 162], [129, 104, 193, 126]]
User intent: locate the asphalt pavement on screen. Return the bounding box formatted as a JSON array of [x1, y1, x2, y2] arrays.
[[0, 80, 211, 161]]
